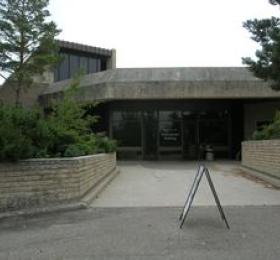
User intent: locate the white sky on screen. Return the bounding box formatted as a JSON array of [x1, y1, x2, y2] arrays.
[[49, 0, 279, 68]]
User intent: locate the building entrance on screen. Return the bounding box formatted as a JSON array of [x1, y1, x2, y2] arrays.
[[143, 111, 158, 160], [182, 120, 198, 160], [110, 100, 242, 160]]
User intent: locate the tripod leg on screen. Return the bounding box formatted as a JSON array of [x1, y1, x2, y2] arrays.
[[179, 165, 203, 220], [180, 168, 205, 229], [204, 168, 230, 229]]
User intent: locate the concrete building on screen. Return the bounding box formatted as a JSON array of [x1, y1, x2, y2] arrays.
[[0, 40, 116, 106], [1, 41, 280, 160]]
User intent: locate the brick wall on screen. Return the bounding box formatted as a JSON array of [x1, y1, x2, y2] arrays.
[[242, 140, 280, 179], [0, 153, 116, 211]]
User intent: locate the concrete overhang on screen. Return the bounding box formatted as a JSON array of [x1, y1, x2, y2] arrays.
[[40, 67, 280, 105]]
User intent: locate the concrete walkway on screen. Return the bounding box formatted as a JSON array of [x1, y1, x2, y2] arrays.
[[91, 161, 280, 207]]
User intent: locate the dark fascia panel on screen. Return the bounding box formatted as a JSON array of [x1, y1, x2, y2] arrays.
[[56, 40, 113, 57]]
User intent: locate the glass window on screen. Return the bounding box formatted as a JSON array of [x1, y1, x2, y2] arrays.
[[96, 59, 101, 72], [101, 59, 107, 71], [80, 56, 88, 74], [54, 66, 59, 82], [159, 111, 181, 121], [256, 120, 271, 131], [159, 120, 181, 147], [58, 54, 69, 81], [89, 58, 97, 73], [112, 111, 142, 147], [112, 111, 141, 121], [69, 54, 80, 78], [199, 111, 229, 119], [88, 57, 102, 73], [112, 120, 141, 147], [182, 111, 197, 121], [199, 120, 228, 145]]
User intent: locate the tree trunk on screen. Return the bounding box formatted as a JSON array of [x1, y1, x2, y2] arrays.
[[15, 85, 21, 106]]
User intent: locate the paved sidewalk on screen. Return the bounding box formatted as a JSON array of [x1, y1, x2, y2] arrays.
[[0, 206, 280, 259], [91, 161, 280, 207]]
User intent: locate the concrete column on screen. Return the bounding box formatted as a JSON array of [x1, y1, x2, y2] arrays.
[[107, 49, 117, 69]]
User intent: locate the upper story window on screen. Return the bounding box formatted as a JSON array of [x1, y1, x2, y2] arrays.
[[54, 50, 107, 82]]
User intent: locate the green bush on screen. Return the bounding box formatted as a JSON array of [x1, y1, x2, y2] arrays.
[[64, 135, 98, 157], [64, 144, 87, 157], [96, 135, 117, 153], [252, 111, 280, 140], [0, 78, 117, 161], [0, 105, 42, 161]]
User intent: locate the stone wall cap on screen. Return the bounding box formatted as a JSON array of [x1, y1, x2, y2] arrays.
[[16, 153, 114, 163]]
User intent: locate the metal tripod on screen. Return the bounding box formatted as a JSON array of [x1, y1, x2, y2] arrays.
[[179, 164, 230, 229]]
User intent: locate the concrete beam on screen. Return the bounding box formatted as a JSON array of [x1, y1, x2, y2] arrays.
[[40, 68, 280, 105]]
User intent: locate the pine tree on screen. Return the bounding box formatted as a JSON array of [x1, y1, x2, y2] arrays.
[[269, 0, 280, 5], [0, 0, 60, 105], [243, 0, 280, 90]]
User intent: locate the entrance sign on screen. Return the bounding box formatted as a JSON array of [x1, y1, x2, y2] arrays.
[[179, 165, 230, 229]]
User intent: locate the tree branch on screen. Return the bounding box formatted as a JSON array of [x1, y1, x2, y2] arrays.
[[0, 73, 8, 80]]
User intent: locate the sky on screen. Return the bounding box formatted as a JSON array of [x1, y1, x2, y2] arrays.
[[48, 0, 279, 68]]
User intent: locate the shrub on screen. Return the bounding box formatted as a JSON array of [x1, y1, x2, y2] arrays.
[[64, 144, 87, 157], [0, 78, 117, 161], [64, 135, 98, 157], [96, 135, 117, 153], [252, 111, 280, 140], [0, 103, 117, 161], [0, 105, 46, 161]]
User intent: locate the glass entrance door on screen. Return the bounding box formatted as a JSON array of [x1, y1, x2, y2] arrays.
[[182, 120, 198, 160], [198, 119, 229, 158], [182, 111, 230, 160], [143, 111, 158, 160]]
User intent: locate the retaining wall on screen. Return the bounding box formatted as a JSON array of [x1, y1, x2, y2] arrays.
[[0, 153, 116, 211], [242, 140, 280, 186]]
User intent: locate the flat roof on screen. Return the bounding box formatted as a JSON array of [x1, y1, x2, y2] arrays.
[[41, 67, 280, 102], [56, 40, 113, 57], [84, 67, 259, 82]]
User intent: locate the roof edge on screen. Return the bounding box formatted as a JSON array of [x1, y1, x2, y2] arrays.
[[56, 39, 113, 57]]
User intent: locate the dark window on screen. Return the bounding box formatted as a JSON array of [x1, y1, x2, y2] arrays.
[[256, 120, 271, 131], [199, 111, 229, 119], [112, 111, 141, 147], [59, 53, 70, 80], [54, 66, 59, 82], [199, 120, 228, 145], [159, 111, 181, 147], [89, 58, 97, 73], [112, 120, 142, 147], [159, 120, 182, 147], [96, 59, 101, 72], [69, 54, 80, 78], [54, 50, 108, 82], [159, 111, 181, 121], [112, 111, 141, 121], [80, 56, 89, 74], [101, 59, 107, 71], [88, 57, 102, 74]]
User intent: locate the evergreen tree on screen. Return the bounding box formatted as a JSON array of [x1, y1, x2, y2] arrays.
[[243, 0, 280, 90], [270, 0, 280, 5], [0, 0, 60, 105]]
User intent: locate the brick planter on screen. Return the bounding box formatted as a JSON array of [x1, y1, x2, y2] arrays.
[[0, 153, 117, 212], [242, 140, 280, 186]]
